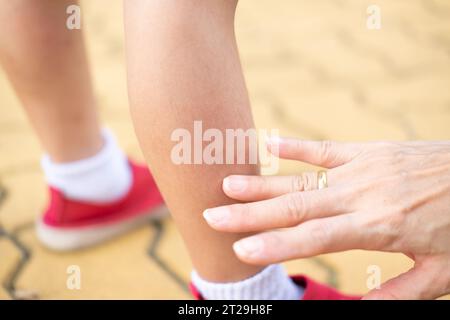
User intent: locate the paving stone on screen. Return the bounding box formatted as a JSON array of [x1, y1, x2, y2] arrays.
[[0, 131, 41, 174], [15, 223, 190, 299], [0, 0, 449, 300], [0, 239, 22, 299], [153, 218, 192, 284], [0, 172, 46, 230]]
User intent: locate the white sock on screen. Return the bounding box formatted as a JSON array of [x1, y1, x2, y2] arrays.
[[191, 264, 304, 300], [41, 128, 132, 203]]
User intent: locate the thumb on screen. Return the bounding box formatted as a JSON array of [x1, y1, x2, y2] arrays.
[[266, 137, 362, 169], [363, 261, 445, 300]]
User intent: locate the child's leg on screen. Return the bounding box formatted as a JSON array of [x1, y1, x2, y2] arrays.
[[124, 0, 262, 282], [0, 0, 101, 162], [0, 0, 131, 204], [125, 0, 303, 299]]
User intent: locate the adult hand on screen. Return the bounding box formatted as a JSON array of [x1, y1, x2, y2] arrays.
[[203, 137, 450, 299]]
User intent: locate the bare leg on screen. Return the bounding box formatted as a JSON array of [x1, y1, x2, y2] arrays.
[[124, 0, 264, 281], [0, 0, 102, 162]]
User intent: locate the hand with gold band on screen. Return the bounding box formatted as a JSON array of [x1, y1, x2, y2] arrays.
[[203, 137, 450, 300]]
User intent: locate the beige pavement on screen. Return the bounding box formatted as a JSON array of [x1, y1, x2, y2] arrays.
[[1, 0, 450, 299]]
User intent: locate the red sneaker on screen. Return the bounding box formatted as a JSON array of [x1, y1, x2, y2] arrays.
[[36, 160, 167, 251], [189, 274, 361, 300], [290, 275, 360, 300]]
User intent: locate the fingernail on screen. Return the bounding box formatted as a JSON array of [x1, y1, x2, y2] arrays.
[[223, 176, 247, 193], [203, 207, 230, 226], [233, 237, 264, 258]]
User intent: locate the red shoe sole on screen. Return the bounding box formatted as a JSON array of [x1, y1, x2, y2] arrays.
[[36, 204, 168, 251]]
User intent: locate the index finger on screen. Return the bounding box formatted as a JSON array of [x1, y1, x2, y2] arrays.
[[204, 186, 349, 233]]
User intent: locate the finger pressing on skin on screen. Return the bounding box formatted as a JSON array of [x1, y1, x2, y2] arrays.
[[223, 171, 340, 201], [266, 137, 362, 169], [204, 187, 347, 232], [231, 213, 366, 265], [363, 259, 448, 300]]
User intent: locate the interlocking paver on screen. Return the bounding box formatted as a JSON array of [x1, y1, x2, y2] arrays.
[[1, 0, 449, 299], [0, 172, 45, 230], [0, 238, 22, 298], [14, 223, 190, 299]]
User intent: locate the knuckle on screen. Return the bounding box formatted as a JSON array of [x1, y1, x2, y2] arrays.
[[390, 151, 407, 170], [258, 176, 269, 194], [301, 172, 315, 191], [390, 205, 408, 224], [309, 222, 331, 252], [359, 212, 393, 250], [284, 193, 306, 223], [294, 139, 304, 150], [290, 175, 304, 192], [373, 143, 400, 160], [370, 207, 405, 250], [320, 140, 333, 161], [390, 198, 414, 222], [380, 226, 400, 251]]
